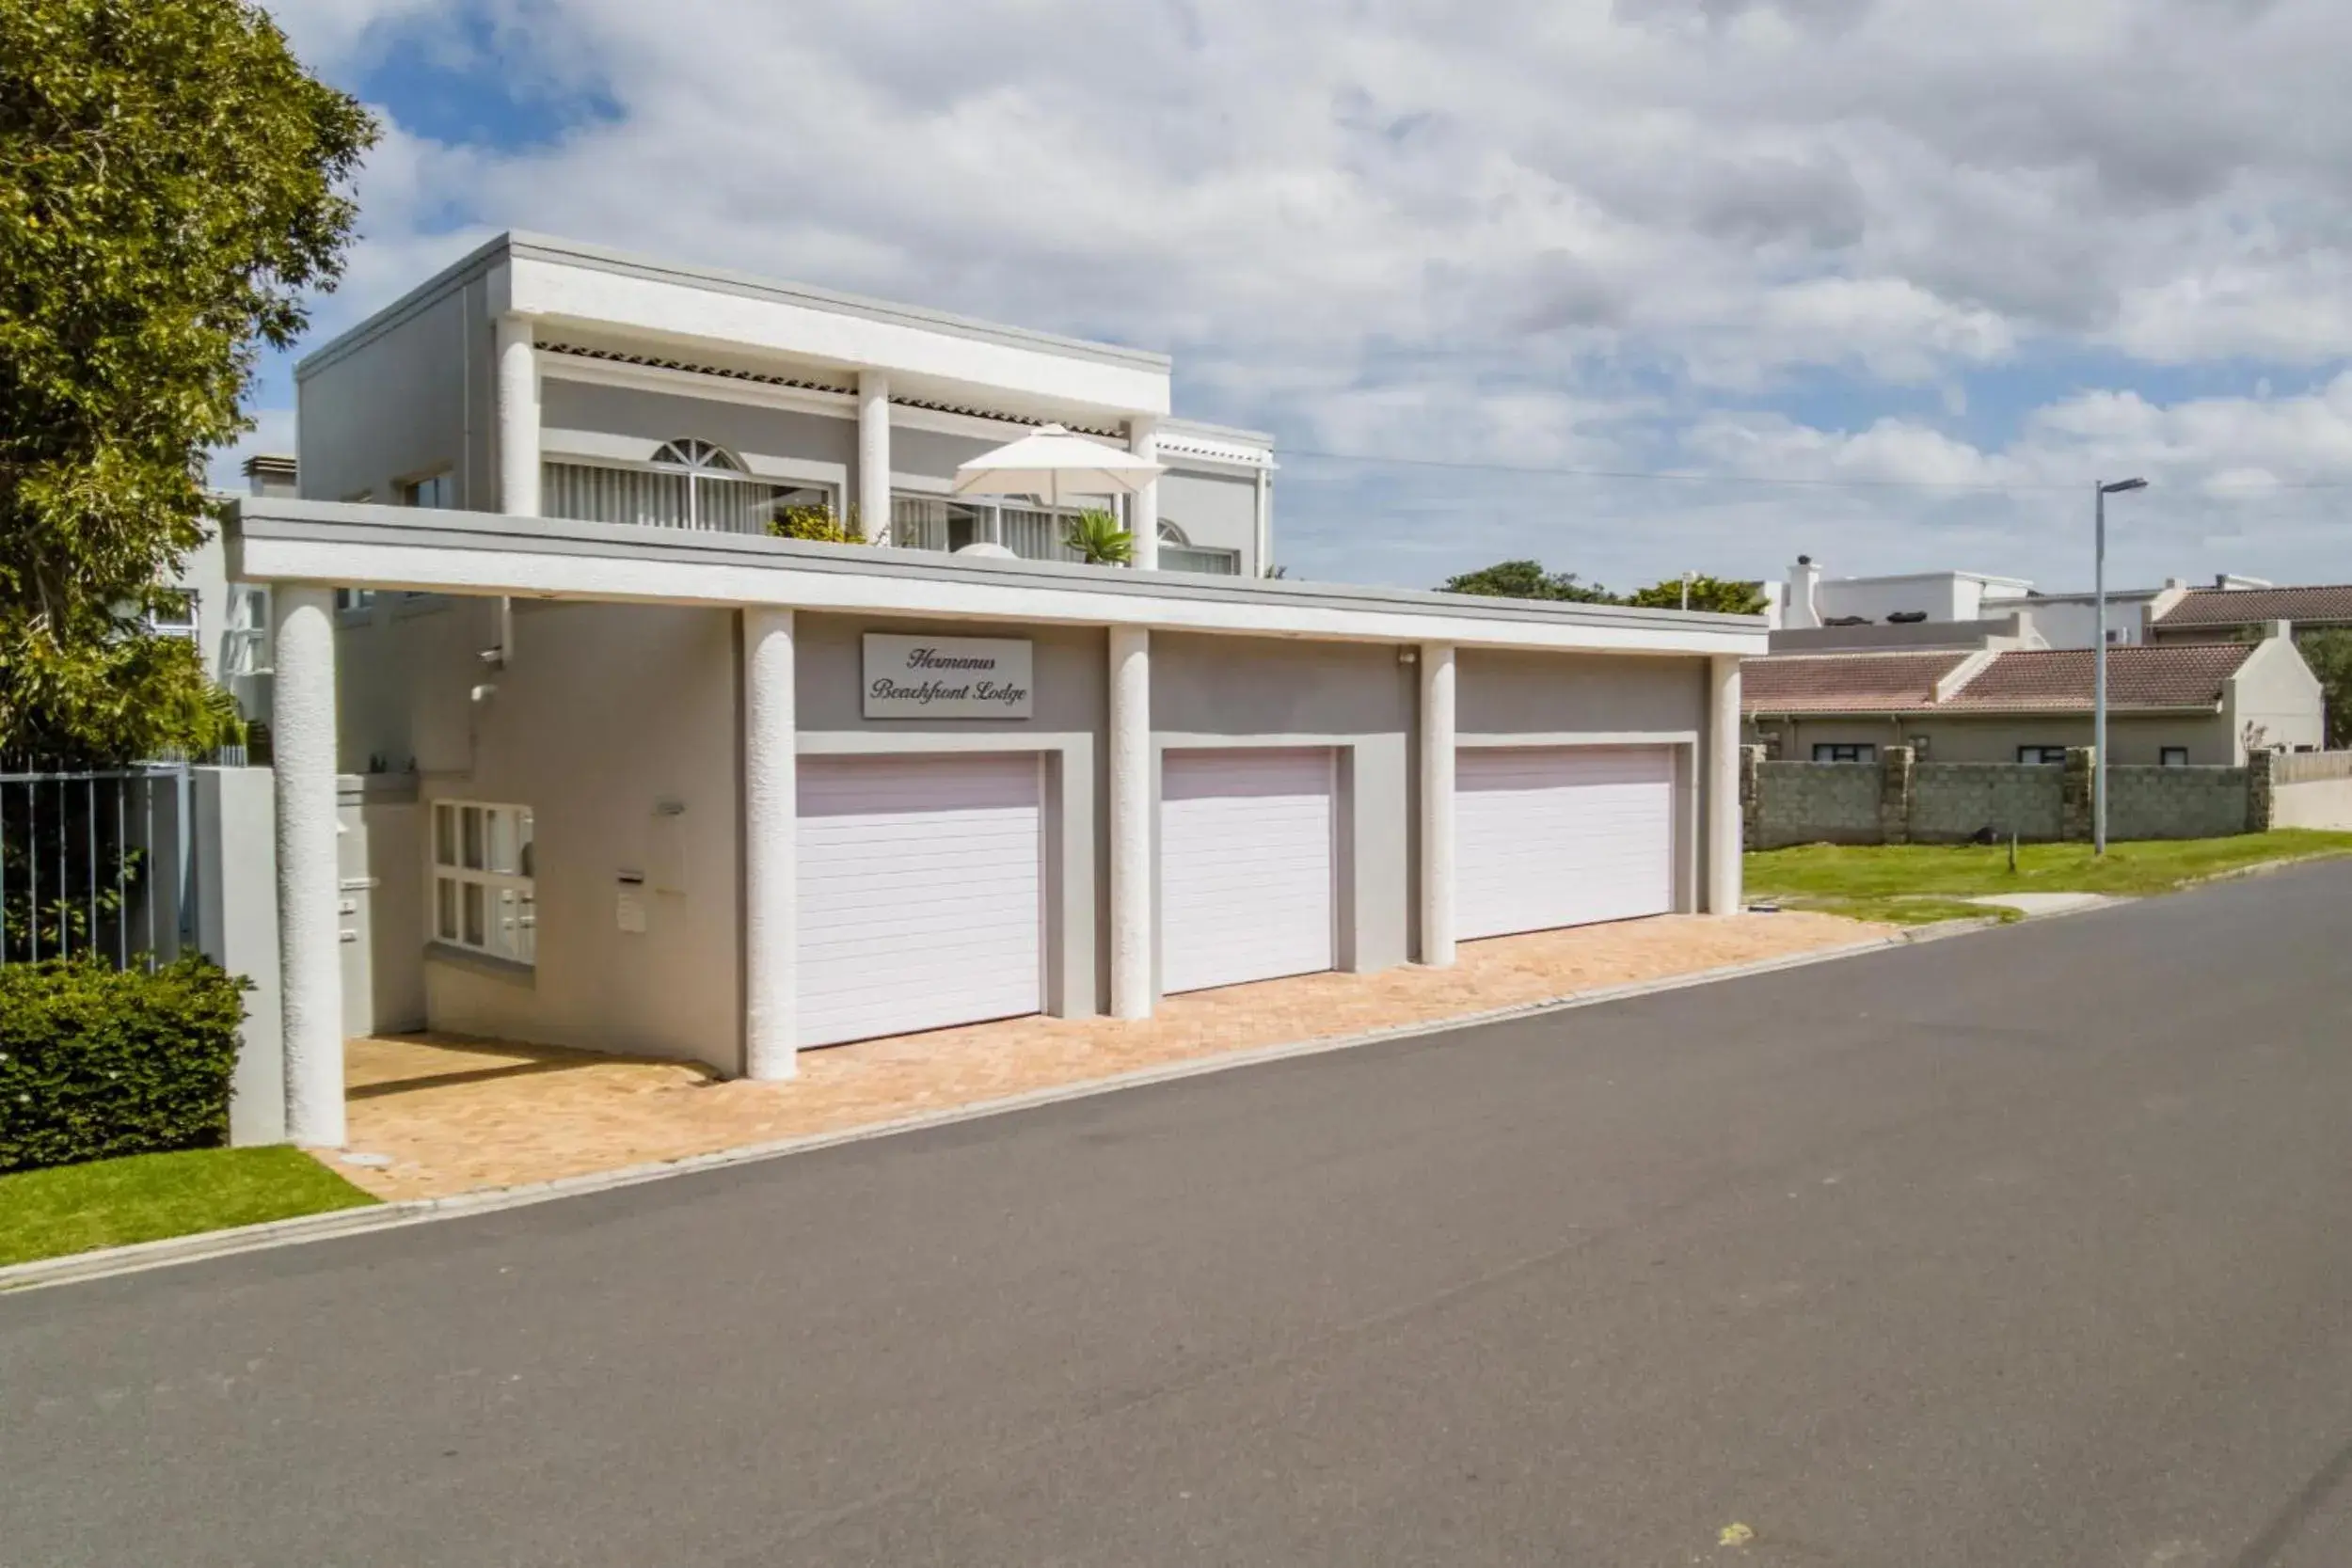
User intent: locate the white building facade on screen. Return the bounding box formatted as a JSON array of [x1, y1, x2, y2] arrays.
[[223, 236, 1766, 1148], [295, 232, 1274, 578]]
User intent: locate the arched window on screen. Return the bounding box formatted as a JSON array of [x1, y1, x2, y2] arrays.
[[542, 436, 821, 535], [650, 438, 742, 473], [1156, 520, 1190, 545]]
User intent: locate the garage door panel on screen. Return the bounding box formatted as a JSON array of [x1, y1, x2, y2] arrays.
[[797, 754, 1042, 1048], [1160, 749, 1336, 995], [1457, 746, 1675, 941]]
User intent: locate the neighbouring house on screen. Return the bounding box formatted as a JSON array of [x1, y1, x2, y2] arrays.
[[162, 453, 294, 728], [219, 231, 1765, 1148], [1767, 555, 2264, 655], [1742, 626, 2323, 765], [2148, 580, 2352, 643]]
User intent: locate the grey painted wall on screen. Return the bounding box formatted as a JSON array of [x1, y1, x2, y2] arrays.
[[540, 378, 856, 489], [420, 602, 744, 1068], [1157, 470, 1257, 568], [298, 273, 494, 509], [794, 612, 1108, 1018], [889, 425, 1001, 489], [1459, 649, 1706, 736], [1153, 632, 1415, 978], [335, 595, 502, 776], [339, 774, 426, 1038], [330, 598, 1729, 1068]]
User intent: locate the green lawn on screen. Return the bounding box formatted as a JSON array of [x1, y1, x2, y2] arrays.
[[0, 1147, 377, 1270], [1747, 830, 2352, 926]]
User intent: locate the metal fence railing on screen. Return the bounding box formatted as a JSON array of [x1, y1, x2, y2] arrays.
[[0, 766, 195, 972]]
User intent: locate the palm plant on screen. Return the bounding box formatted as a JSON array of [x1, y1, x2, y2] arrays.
[[1063, 508, 1135, 566]]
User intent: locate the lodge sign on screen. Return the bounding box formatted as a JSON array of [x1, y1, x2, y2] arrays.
[[863, 634, 1034, 720]]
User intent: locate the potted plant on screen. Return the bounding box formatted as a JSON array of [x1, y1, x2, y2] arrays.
[[1063, 508, 1134, 566]]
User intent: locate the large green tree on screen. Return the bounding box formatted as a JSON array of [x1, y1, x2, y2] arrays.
[[1438, 560, 1616, 602], [1621, 574, 1770, 614], [2296, 628, 2352, 749], [0, 0, 375, 762], [1439, 561, 1768, 616]]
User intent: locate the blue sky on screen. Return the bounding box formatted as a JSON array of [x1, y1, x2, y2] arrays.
[[246, 0, 2352, 595]]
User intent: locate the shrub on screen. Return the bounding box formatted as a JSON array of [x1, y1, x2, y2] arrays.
[[0, 958, 249, 1173], [769, 502, 866, 545]]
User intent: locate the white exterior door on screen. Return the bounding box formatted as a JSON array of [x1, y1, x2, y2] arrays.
[[1456, 746, 1676, 941], [796, 753, 1043, 1048], [1159, 748, 1336, 995]]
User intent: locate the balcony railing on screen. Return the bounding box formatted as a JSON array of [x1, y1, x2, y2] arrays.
[[544, 461, 1243, 574]]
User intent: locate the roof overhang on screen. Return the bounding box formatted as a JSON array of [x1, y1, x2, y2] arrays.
[[230, 499, 1768, 658], [1744, 705, 2219, 719], [298, 231, 1174, 424], [492, 238, 1169, 422]]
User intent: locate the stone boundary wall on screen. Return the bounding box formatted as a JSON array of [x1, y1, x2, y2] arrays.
[[1744, 745, 2285, 847], [1749, 760, 1882, 849]]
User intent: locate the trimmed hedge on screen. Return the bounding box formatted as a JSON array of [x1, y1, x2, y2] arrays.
[[0, 958, 249, 1173]]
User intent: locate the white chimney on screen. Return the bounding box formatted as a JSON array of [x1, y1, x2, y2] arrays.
[[1785, 555, 1822, 630]]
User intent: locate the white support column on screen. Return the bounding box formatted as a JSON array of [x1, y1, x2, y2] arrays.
[[857, 371, 890, 543], [1419, 641, 1457, 967], [741, 608, 799, 1080], [494, 314, 541, 516], [1129, 419, 1159, 571], [1252, 466, 1272, 578], [1707, 654, 1744, 915], [1108, 626, 1153, 1018], [272, 586, 344, 1147]]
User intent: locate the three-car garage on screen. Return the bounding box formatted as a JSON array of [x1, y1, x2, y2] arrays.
[[787, 733, 1683, 1048]]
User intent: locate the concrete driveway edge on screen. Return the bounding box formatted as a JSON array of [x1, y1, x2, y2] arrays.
[[0, 927, 1921, 1296]]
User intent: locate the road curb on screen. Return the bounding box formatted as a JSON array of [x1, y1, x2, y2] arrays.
[[0, 928, 1923, 1296]]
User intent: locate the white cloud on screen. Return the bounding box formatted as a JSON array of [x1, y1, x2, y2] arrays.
[[241, 0, 2352, 589]]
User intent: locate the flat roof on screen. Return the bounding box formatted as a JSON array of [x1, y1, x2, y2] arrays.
[[229, 499, 1766, 658], [298, 230, 1174, 383]]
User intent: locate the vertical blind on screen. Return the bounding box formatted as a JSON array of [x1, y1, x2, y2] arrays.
[[542, 461, 787, 534]]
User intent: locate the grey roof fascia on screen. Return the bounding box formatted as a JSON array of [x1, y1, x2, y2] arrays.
[[229, 499, 1763, 641]]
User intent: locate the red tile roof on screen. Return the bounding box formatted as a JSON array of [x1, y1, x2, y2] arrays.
[[1740, 652, 1971, 713], [1742, 643, 2253, 716], [1935, 644, 2250, 712], [2156, 584, 2352, 627]]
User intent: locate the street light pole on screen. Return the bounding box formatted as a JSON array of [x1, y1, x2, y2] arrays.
[[2092, 477, 2149, 856]]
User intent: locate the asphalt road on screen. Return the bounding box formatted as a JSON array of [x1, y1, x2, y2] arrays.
[[9, 864, 2352, 1567]]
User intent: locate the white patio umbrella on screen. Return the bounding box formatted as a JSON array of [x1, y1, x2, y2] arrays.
[[952, 423, 1164, 555]]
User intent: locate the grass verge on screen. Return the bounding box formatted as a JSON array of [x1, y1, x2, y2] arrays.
[[1747, 829, 2352, 921], [0, 1147, 377, 1270]]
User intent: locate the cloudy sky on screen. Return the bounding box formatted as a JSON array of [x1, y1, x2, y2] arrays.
[[243, 0, 2352, 594]]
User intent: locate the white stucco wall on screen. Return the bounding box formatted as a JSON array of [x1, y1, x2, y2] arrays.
[[1811, 574, 2030, 626], [2228, 635, 2326, 759]]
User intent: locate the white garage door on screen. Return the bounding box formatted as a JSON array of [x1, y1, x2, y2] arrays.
[[1160, 748, 1336, 994], [796, 753, 1043, 1048], [1456, 746, 1676, 941]]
